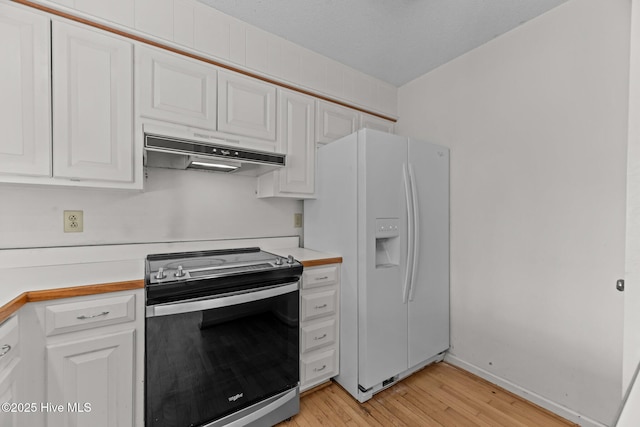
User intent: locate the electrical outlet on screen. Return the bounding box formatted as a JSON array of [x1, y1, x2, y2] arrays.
[[64, 210, 83, 233], [294, 213, 303, 228]]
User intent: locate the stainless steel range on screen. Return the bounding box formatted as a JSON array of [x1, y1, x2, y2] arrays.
[[145, 247, 302, 427]]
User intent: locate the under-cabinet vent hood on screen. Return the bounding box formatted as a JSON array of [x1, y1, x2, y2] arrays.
[[144, 132, 285, 176]]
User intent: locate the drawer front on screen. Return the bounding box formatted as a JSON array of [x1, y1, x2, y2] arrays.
[[302, 265, 338, 290], [302, 349, 336, 385], [45, 294, 135, 336], [301, 318, 335, 354], [0, 317, 18, 370], [301, 290, 336, 321]]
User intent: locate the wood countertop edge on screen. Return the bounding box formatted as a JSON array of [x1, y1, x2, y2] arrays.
[[300, 257, 342, 268], [0, 279, 145, 323], [0, 257, 340, 322]]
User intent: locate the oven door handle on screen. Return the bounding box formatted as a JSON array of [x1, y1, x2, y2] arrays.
[[146, 282, 299, 318]]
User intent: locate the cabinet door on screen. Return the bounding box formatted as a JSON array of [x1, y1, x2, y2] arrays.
[[315, 100, 357, 144], [218, 71, 276, 141], [277, 89, 315, 195], [52, 20, 133, 183], [46, 329, 135, 427], [0, 359, 21, 427], [0, 4, 51, 177], [137, 45, 217, 130], [359, 113, 395, 134]]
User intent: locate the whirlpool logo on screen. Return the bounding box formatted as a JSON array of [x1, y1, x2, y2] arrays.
[[228, 393, 244, 402]]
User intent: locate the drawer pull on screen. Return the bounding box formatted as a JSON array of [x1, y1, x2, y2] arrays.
[[0, 345, 11, 357], [314, 334, 327, 341], [314, 364, 327, 372], [77, 311, 109, 320], [314, 304, 327, 309], [315, 276, 329, 281]]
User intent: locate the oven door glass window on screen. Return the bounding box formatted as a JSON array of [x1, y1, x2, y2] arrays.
[[145, 288, 299, 427]]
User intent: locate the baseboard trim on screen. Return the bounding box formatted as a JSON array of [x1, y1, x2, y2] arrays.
[[444, 354, 607, 427]]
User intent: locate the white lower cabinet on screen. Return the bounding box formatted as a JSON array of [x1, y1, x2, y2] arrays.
[[19, 290, 144, 427], [299, 264, 340, 391], [0, 316, 20, 427], [46, 330, 135, 427]]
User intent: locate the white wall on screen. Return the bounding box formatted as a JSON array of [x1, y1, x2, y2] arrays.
[[397, 0, 629, 424], [0, 167, 301, 249]]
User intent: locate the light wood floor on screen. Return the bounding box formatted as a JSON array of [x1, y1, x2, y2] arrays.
[[278, 362, 577, 426]]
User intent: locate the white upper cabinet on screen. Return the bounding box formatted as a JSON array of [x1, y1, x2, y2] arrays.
[[52, 20, 134, 183], [315, 100, 358, 144], [360, 113, 395, 134], [0, 4, 51, 178], [137, 45, 217, 130], [217, 71, 277, 142], [257, 89, 315, 198]]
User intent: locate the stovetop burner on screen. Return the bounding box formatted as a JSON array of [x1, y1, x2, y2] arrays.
[[146, 247, 299, 285], [145, 247, 303, 306]]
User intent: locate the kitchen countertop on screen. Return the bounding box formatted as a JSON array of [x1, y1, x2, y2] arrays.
[[0, 237, 341, 322], [269, 247, 342, 267]]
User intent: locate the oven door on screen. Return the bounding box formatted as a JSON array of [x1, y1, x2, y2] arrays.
[[145, 282, 299, 427]]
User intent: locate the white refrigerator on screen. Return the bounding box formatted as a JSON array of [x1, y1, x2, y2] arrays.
[[304, 129, 449, 402]]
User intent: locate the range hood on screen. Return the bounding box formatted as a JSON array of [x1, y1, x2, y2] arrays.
[[143, 129, 286, 176]]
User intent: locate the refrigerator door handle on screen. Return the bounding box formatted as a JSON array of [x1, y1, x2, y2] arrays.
[[403, 163, 414, 304], [408, 164, 420, 301]]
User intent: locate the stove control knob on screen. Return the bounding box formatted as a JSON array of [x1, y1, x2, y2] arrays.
[[155, 268, 166, 280], [287, 255, 295, 265], [275, 257, 283, 266], [175, 265, 185, 278]]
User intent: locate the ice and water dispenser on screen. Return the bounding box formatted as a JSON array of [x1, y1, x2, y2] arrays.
[[375, 218, 400, 268]]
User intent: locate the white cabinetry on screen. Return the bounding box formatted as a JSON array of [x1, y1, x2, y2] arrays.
[[360, 113, 395, 133], [316, 100, 395, 145], [257, 89, 315, 198], [218, 71, 277, 143], [0, 5, 141, 189], [0, 3, 51, 178], [0, 316, 20, 427], [52, 20, 134, 183], [137, 45, 217, 130], [20, 290, 144, 427], [315, 101, 358, 145], [46, 330, 135, 427], [299, 264, 340, 391]]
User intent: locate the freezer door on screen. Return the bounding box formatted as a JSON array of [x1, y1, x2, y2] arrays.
[[407, 140, 450, 368], [357, 129, 410, 390]]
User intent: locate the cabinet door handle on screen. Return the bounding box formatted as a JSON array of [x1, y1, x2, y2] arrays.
[[314, 304, 327, 309], [314, 364, 327, 372], [77, 311, 109, 320], [314, 334, 327, 341], [315, 276, 329, 281], [0, 344, 11, 357]]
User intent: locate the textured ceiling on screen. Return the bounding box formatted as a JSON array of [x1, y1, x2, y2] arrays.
[[197, 0, 568, 87]]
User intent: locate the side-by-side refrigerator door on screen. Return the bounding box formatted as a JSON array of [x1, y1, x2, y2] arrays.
[[407, 140, 450, 368], [357, 129, 410, 390]]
